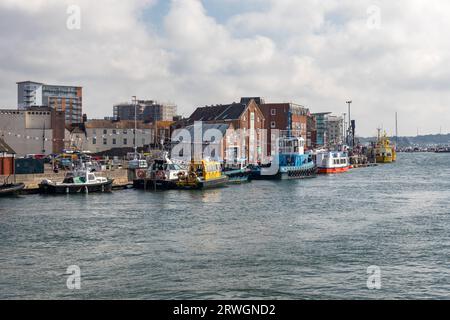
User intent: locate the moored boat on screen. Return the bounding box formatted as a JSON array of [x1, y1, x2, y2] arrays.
[[0, 183, 25, 196], [134, 155, 188, 190], [375, 132, 394, 163], [316, 151, 350, 174], [251, 136, 317, 180], [176, 159, 228, 189], [39, 170, 113, 194]]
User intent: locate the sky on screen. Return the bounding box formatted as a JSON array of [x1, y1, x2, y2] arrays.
[[0, 0, 449, 136]]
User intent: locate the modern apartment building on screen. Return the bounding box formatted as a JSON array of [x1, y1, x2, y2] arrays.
[[113, 100, 177, 122], [312, 113, 344, 147], [17, 81, 83, 124]]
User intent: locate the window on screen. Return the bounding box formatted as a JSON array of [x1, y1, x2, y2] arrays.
[[92, 138, 97, 145], [112, 130, 117, 135], [271, 121, 276, 129], [113, 138, 116, 145], [103, 138, 107, 145], [271, 109, 276, 116], [103, 129, 107, 135], [123, 138, 128, 145]]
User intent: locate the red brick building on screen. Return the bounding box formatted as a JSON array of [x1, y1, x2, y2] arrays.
[[187, 99, 266, 164], [258, 102, 311, 155]]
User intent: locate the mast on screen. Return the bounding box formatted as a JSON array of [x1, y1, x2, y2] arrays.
[[395, 112, 398, 146]]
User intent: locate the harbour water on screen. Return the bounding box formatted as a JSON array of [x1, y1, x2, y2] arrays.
[[0, 153, 449, 299]]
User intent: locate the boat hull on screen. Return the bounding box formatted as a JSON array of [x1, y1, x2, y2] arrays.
[[176, 176, 229, 190], [224, 169, 252, 184], [376, 156, 393, 163], [38, 179, 114, 194], [252, 164, 317, 180], [317, 166, 350, 174], [0, 183, 25, 196], [133, 179, 177, 190]]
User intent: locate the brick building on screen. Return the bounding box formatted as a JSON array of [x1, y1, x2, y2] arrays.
[[186, 99, 266, 164]]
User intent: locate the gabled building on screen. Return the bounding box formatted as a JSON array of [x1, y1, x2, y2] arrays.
[[187, 99, 266, 164]]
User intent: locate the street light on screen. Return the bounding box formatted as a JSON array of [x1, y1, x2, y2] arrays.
[[132, 96, 137, 159], [346, 101, 352, 146]]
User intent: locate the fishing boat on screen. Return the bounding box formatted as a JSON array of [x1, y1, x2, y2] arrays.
[[0, 183, 25, 196], [39, 170, 113, 194], [176, 159, 228, 190], [375, 131, 394, 163], [316, 151, 350, 174], [250, 137, 317, 180], [134, 154, 188, 190]]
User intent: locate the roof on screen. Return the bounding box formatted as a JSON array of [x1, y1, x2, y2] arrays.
[[189, 103, 247, 122], [0, 138, 15, 154], [84, 120, 153, 129], [174, 123, 230, 142]]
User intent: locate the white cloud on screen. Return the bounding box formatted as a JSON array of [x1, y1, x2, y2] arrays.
[[1, 0, 450, 135]]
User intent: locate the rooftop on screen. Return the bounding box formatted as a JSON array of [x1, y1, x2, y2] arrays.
[[189, 103, 247, 122], [84, 119, 153, 129]]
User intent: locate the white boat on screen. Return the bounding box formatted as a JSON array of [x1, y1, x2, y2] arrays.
[[39, 170, 113, 194], [134, 153, 188, 190], [316, 151, 350, 174]]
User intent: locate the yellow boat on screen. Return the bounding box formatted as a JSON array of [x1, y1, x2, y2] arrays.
[[375, 131, 395, 163], [176, 159, 228, 189]]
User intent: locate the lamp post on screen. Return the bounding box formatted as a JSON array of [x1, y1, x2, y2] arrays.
[[346, 100, 352, 146], [132, 96, 137, 159]]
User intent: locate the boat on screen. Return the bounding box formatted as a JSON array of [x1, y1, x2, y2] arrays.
[[176, 159, 228, 189], [316, 151, 350, 174], [133, 154, 188, 190], [375, 131, 394, 163], [39, 170, 113, 194], [0, 183, 25, 196], [222, 159, 252, 184], [250, 136, 317, 180]]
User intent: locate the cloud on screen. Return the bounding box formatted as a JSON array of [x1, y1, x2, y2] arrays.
[[0, 0, 449, 135]]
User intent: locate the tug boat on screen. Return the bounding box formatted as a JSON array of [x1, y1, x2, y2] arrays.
[[134, 154, 188, 190], [251, 137, 317, 180], [316, 151, 350, 174], [375, 132, 395, 163], [39, 170, 113, 194], [176, 159, 228, 190]]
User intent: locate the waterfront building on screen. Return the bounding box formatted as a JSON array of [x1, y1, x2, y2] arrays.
[[113, 100, 177, 122], [69, 119, 155, 154], [0, 107, 65, 156], [17, 81, 83, 125], [326, 115, 344, 146], [172, 123, 232, 162], [187, 99, 266, 164], [312, 113, 344, 147], [259, 102, 310, 154]]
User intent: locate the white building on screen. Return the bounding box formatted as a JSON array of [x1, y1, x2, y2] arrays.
[[326, 115, 344, 145], [70, 120, 155, 154]]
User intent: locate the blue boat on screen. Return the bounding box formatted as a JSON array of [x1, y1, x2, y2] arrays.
[[250, 137, 317, 180]]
